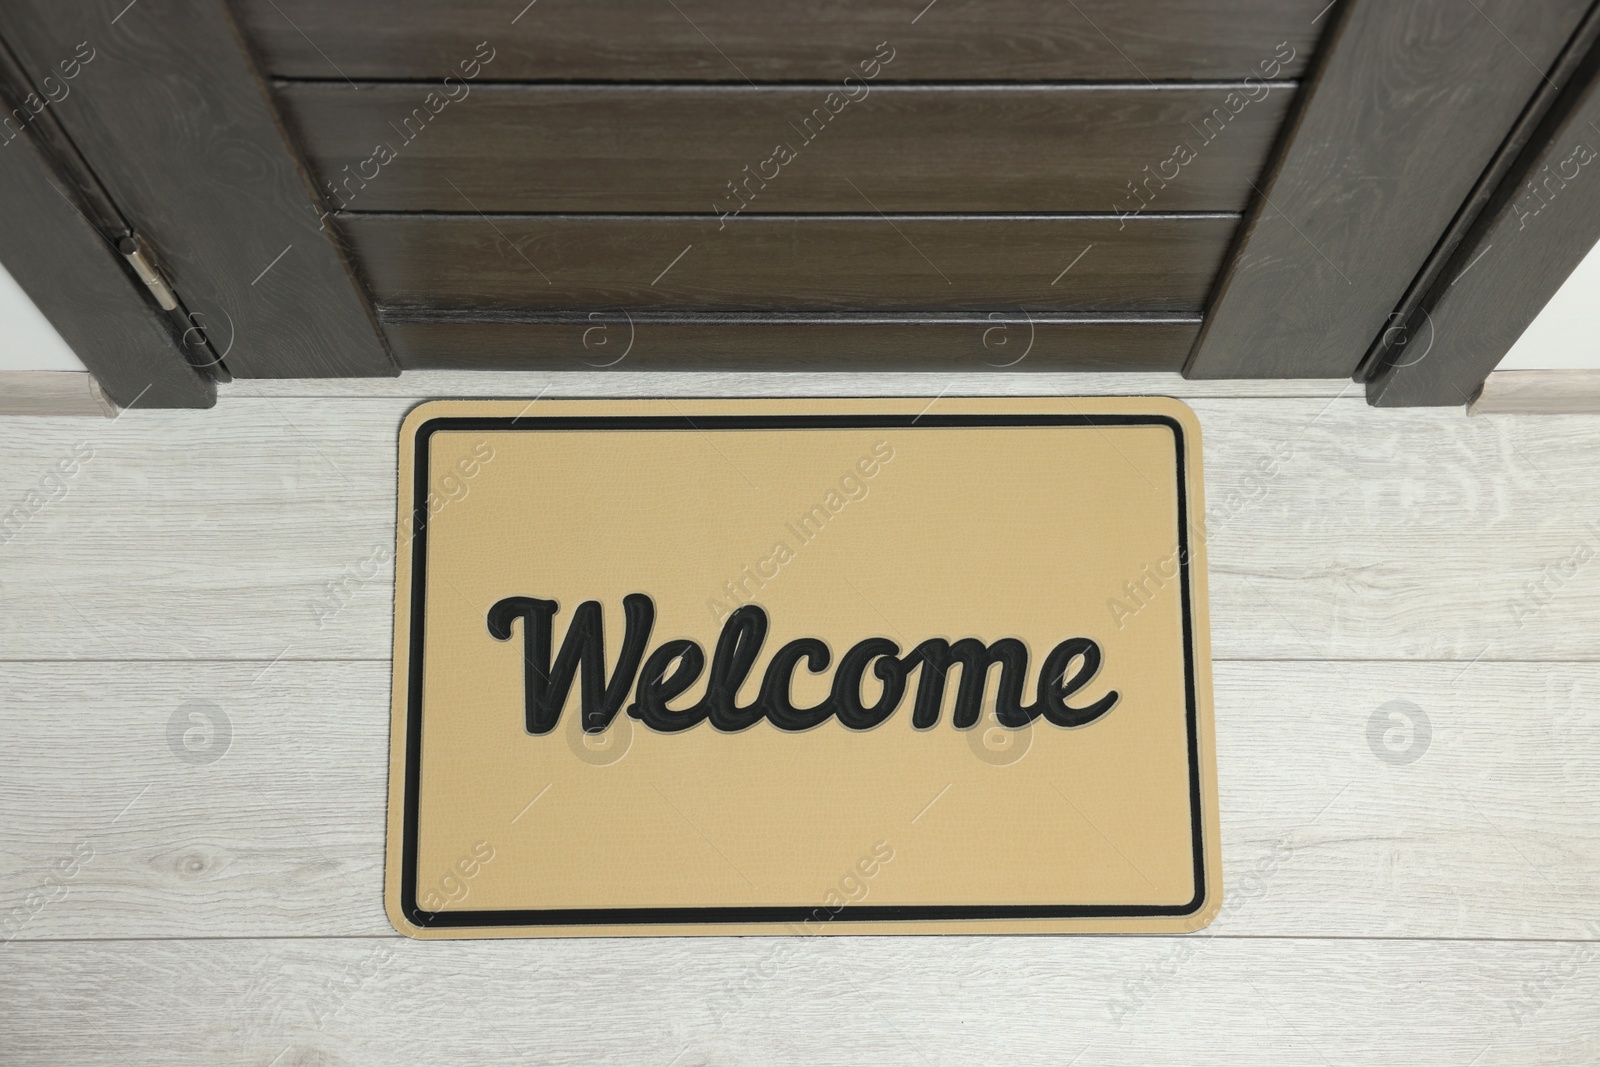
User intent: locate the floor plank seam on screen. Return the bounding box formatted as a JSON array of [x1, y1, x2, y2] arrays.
[[5, 657, 1599, 666], [6, 933, 1600, 946]]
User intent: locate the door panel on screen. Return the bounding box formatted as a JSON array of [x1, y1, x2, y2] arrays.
[[344, 213, 1235, 311], [280, 84, 1292, 213], [239, 0, 1321, 82]]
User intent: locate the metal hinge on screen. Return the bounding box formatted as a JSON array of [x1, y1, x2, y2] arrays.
[[112, 234, 230, 382], [117, 237, 179, 311]]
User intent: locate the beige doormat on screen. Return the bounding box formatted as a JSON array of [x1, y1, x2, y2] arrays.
[[387, 398, 1219, 937]]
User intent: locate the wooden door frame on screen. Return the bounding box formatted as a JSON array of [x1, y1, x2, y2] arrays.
[[1365, 4, 1600, 406], [0, 0, 393, 399], [7, 0, 1600, 407], [0, 36, 212, 410]]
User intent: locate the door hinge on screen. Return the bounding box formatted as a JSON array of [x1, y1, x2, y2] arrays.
[[117, 237, 179, 311], [112, 234, 230, 382]]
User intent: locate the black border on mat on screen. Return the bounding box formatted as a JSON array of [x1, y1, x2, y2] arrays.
[[399, 412, 1206, 929]]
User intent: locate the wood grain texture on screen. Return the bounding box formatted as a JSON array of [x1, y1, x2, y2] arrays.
[[218, 369, 1355, 399], [1186, 0, 1593, 379], [342, 213, 1237, 311], [377, 313, 1200, 371], [1369, 43, 1600, 406], [1, 393, 1599, 663], [3, 937, 1598, 1065], [1471, 371, 1600, 414], [235, 0, 1325, 82], [1354, 2, 1600, 386], [0, 114, 211, 409], [3, 379, 1598, 1059], [2, 660, 1598, 940], [0, 373, 116, 417], [278, 83, 1293, 213], [0, 0, 394, 380]]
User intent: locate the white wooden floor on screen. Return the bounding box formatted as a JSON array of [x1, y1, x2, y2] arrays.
[[3, 370, 1598, 1065]]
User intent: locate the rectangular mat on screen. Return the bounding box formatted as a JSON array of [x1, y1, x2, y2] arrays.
[[387, 398, 1219, 937]]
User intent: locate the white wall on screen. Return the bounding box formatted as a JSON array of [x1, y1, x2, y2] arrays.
[[1497, 237, 1600, 370], [0, 260, 87, 371]]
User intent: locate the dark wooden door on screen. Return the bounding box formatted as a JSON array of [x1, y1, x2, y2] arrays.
[[237, 0, 1324, 369]]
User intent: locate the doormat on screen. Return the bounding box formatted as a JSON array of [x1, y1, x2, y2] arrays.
[[387, 398, 1218, 937]]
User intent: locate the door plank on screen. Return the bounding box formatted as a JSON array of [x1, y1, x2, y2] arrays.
[[278, 83, 1294, 213], [237, 0, 1323, 82], [342, 213, 1235, 312], [376, 313, 1198, 370]]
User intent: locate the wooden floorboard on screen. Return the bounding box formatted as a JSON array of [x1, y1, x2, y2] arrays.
[[2, 659, 1597, 941], [1471, 371, 1600, 415], [0, 372, 116, 418], [3, 379, 1597, 1061], [3, 938, 1596, 1065], [2, 392, 1598, 661]]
